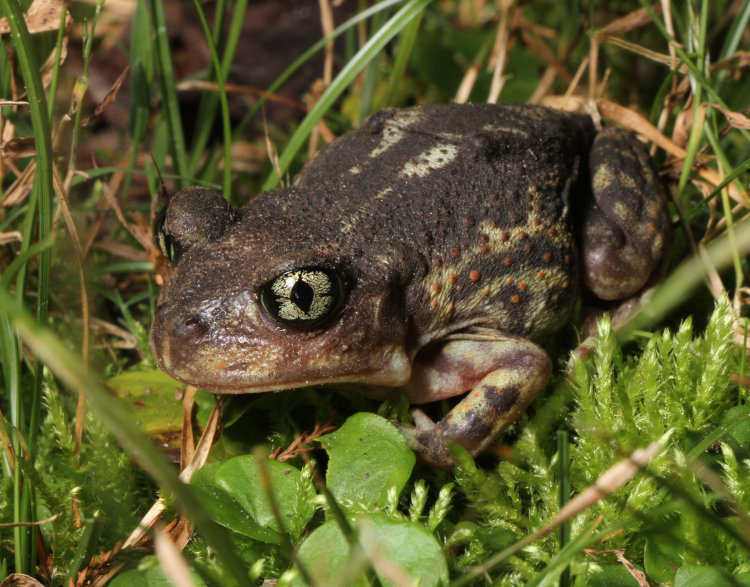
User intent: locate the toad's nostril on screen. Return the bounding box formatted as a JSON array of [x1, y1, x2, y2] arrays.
[[176, 315, 209, 342]]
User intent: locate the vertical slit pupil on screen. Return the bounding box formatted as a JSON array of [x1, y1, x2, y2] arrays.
[[290, 280, 314, 313]]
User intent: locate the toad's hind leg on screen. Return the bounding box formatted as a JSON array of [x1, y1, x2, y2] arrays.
[[573, 128, 671, 361], [399, 336, 551, 469], [580, 127, 670, 302]]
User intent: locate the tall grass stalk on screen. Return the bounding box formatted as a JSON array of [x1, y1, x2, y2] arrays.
[[262, 0, 432, 190], [232, 0, 405, 141], [187, 0, 249, 197], [149, 0, 188, 189], [0, 289, 251, 584], [0, 0, 55, 574], [190, 0, 234, 201]]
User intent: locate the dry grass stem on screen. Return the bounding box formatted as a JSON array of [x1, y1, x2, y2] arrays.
[[176, 79, 307, 111], [455, 65, 479, 104], [603, 35, 686, 70], [269, 418, 337, 462], [486, 0, 514, 103], [0, 0, 68, 35], [122, 397, 223, 551], [154, 525, 195, 587]]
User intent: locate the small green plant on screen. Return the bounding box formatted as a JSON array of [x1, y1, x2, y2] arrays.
[[109, 412, 451, 586], [100, 301, 750, 585]]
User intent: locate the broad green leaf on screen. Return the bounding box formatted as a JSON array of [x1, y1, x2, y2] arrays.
[[580, 564, 640, 586], [192, 456, 314, 543], [644, 530, 683, 584], [362, 514, 448, 586], [292, 519, 369, 587], [674, 566, 750, 586], [110, 561, 207, 586], [191, 462, 266, 541], [293, 513, 448, 587], [106, 370, 187, 460], [321, 412, 415, 508], [110, 569, 150, 587]]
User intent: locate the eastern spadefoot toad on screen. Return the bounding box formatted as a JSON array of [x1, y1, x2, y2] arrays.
[[149, 103, 669, 468]]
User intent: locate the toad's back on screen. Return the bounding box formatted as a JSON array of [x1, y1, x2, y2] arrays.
[[251, 103, 593, 344]]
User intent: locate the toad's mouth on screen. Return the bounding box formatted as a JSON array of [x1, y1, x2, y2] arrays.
[[157, 362, 412, 396], [165, 368, 409, 396], [150, 327, 412, 395]]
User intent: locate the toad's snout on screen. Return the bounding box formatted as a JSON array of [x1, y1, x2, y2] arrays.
[[149, 304, 225, 384]]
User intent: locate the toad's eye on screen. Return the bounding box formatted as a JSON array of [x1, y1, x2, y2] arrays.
[[260, 268, 345, 329]]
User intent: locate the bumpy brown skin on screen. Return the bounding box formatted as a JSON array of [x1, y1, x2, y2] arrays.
[[150, 103, 669, 469]]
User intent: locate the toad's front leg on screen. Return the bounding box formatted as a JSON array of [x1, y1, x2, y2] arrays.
[[399, 336, 552, 469]]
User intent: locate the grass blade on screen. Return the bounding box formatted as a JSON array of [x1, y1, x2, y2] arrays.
[[0, 0, 55, 574], [150, 0, 189, 188], [190, 0, 233, 201], [233, 0, 406, 139], [262, 0, 433, 191], [0, 286, 251, 586]]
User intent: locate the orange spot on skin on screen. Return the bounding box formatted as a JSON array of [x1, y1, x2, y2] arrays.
[[648, 222, 658, 232], [511, 295, 520, 303], [563, 281, 570, 288], [504, 257, 513, 266], [449, 273, 458, 284], [500, 232, 509, 242], [480, 244, 490, 254], [564, 255, 571, 264], [430, 299, 439, 309], [524, 244, 532, 253], [451, 247, 460, 257], [506, 277, 514, 285], [543, 253, 552, 263], [538, 271, 546, 278], [518, 231, 527, 240], [469, 270, 481, 282], [480, 233, 489, 243], [432, 282, 442, 294], [533, 218, 541, 226], [482, 287, 490, 296], [446, 303, 454, 314], [548, 227, 557, 237], [519, 281, 528, 291]]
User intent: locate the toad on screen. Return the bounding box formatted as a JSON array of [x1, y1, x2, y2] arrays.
[[149, 103, 669, 468]]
